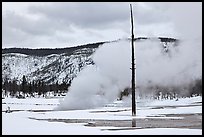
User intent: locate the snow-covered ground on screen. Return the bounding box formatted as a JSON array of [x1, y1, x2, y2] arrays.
[[2, 96, 202, 135]]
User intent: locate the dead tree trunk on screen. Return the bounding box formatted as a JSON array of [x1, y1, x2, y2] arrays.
[[130, 4, 136, 116]]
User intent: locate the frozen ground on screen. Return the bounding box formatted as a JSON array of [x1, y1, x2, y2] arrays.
[[2, 96, 202, 135]]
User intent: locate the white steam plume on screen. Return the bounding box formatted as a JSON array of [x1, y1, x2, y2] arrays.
[[136, 39, 202, 89], [57, 40, 132, 110], [57, 37, 202, 110]]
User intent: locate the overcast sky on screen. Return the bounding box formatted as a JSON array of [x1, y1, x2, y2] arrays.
[[2, 2, 202, 49]]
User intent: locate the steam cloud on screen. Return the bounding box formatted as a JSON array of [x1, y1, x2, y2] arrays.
[[137, 39, 202, 87], [57, 38, 202, 110], [57, 40, 131, 110]]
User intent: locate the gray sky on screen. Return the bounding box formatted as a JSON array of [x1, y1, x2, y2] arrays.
[[2, 2, 202, 49]]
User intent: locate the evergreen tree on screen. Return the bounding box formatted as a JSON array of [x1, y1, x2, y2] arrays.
[[37, 80, 42, 96], [55, 81, 59, 96], [11, 79, 18, 97], [28, 82, 33, 97], [3, 79, 9, 97], [21, 75, 27, 98]]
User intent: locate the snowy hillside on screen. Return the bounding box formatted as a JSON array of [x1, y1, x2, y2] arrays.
[[2, 47, 96, 85]]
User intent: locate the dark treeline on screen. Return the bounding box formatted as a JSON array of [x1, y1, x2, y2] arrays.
[[2, 41, 105, 56], [119, 78, 202, 100], [2, 75, 71, 98], [158, 37, 178, 43], [151, 78, 202, 99], [130, 37, 178, 43]]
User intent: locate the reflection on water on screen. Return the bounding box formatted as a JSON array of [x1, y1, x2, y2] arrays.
[[132, 118, 136, 127]]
